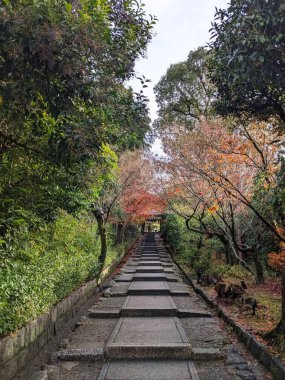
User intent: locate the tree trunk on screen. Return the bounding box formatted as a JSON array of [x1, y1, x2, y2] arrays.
[[93, 209, 107, 269], [264, 267, 285, 342], [116, 223, 123, 245], [121, 223, 126, 244], [281, 266, 285, 328], [224, 240, 233, 265], [253, 251, 265, 284]]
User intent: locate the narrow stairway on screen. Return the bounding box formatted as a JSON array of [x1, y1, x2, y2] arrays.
[[31, 233, 264, 380]]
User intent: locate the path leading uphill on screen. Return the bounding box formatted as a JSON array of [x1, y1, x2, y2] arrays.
[[29, 233, 269, 380]]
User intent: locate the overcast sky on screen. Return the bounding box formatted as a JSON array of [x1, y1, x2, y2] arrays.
[[130, 0, 229, 123]]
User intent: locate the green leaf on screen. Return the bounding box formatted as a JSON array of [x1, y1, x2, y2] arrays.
[[64, 2, 72, 13]]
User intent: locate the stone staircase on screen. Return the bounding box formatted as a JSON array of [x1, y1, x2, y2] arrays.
[[30, 233, 260, 380]]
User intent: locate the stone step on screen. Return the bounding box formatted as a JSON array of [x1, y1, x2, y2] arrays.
[[88, 297, 212, 319], [129, 261, 173, 266], [115, 275, 178, 283], [98, 360, 199, 380], [105, 317, 192, 360], [88, 307, 177, 318], [138, 258, 170, 262], [128, 281, 170, 295], [131, 257, 171, 262], [142, 251, 169, 254], [131, 256, 170, 260], [132, 253, 170, 257], [136, 266, 174, 273], [56, 348, 104, 362], [120, 308, 177, 317], [121, 295, 177, 317], [132, 273, 178, 282], [105, 343, 192, 360]]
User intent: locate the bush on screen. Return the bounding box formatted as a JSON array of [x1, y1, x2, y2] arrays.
[[161, 214, 223, 274], [0, 210, 132, 336], [206, 263, 254, 281]]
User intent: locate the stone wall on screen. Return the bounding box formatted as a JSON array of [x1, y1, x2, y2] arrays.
[[0, 237, 139, 380]]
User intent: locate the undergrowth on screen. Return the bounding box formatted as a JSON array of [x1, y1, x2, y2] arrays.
[[0, 210, 133, 336]]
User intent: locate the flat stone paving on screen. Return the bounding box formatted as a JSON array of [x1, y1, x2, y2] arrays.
[[28, 233, 270, 380], [98, 360, 198, 380], [128, 281, 170, 295], [122, 295, 176, 310], [134, 266, 173, 273], [108, 317, 188, 344]]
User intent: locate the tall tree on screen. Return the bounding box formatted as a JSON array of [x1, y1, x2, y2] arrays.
[[154, 47, 215, 129], [0, 0, 155, 234], [209, 0, 285, 127]]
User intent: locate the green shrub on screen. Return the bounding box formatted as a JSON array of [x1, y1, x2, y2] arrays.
[[206, 263, 254, 281], [0, 210, 132, 335]]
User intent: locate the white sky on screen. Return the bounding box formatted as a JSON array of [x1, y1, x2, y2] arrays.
[[129, 0, 229, 123]]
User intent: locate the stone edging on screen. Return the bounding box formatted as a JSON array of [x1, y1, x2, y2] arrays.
[[169, 252, 285, 380], [0, 236, 140, 380]]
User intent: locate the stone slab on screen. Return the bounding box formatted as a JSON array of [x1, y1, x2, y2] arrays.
[[139, 257, 171, 262], [56, 348, 104, 361], [140, 259, 170, 262], [139, 252, 169, 255], [136, 266, 174, 273], [129, 261, 173, 267], [132, 273, 178, 282], [105, 343, 192, 360], [108, 317, 189, 344], [191, 347, 224, 360], [128, 281, 170, 295], [115, 273, 178, 282], [122, 295, 176, 309], [121, 296, 177, 317], [98, 360, 199, 380]]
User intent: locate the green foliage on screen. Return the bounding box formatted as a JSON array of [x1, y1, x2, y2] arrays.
[[154, 47, 215, 130], [0, 210, 132, 335], [161, 214, 222, 273], [0, 0, 152, 336], [0, 0, 154, 236], [207, 264, 254, 281], [161, 214, 185, 253], [209, 0, 285, 126]]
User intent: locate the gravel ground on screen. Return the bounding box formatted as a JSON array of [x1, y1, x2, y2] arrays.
[[45, 362, 103, 380], [65, 318, 118, 349], [93, 297, 126, 309]]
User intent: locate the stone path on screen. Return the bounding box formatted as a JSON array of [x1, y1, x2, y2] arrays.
[[31, 233, 269, 380]]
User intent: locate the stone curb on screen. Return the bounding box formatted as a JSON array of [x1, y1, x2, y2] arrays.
[[169, 251, 285, 380], [0, 236, 140, 380]]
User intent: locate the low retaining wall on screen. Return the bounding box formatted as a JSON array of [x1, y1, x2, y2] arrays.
[[0, 237, 140, 380], [169, 251, 285, 380]]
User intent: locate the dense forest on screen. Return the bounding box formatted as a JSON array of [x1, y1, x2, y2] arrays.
[[0, 0, 284, 362]]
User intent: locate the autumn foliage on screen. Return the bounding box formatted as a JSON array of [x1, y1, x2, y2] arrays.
[[119, 150, 166, 223]]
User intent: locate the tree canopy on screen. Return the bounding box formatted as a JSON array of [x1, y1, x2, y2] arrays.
[[209, 0, 285, 126], [154, 47, 215, 129], [0, 0, 155, 232]]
